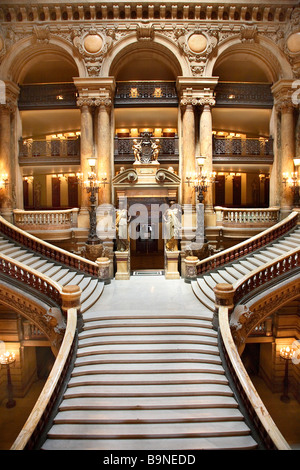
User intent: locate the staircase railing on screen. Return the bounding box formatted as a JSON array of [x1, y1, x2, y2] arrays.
[[197, 211, 298, 275], [10, 307, 78, 450], [0, 215, 99, 277], [214, 244, 299, 449], [219, 306, 291, 450]]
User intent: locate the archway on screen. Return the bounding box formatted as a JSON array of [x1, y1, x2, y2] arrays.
[[108, 39, 184, 271]]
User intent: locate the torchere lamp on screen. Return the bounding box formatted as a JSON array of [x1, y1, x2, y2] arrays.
[[279, 345, 294, 403], [84, 158, 108, 245], [0, 351, 16, 408], [185, 156, 216, 203]]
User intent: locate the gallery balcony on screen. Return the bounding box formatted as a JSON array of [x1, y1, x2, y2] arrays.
[[18, 137, 81, 166], [213, 135, 274, 165]]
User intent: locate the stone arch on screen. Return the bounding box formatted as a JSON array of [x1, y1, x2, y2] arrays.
[[206, 36, 294, 82], [0, 35, 85, 83], [101, 32, 191, 79], [0, 281, 65, 356]]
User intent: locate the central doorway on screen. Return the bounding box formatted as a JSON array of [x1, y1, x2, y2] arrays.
[[128, 197, 170, 270]]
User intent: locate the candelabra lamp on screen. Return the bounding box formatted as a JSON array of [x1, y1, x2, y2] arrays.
[[0, 351, 16, 408], [185, 156, 216, 203], [84, 158, 108, 245], [279, 345, 294, 403]]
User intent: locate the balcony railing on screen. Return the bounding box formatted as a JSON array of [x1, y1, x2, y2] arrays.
[[213, 136, 273, 163], [115, 81, 178, 107], [18, 83, 77, 110], [114, 135, 179, 162], [19, 137, 80, 166], [13, 208, 79, 231]]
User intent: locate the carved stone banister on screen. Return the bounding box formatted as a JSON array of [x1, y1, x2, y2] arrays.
[[10, 307, 78, 450], [0, 215, 100, 278], [233, 246, 299, 305], [197, 211, 298, 275], [231, 274, 300, 353], [219, 306, 291, 450]]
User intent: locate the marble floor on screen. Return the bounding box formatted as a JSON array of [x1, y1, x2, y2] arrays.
[[0, 275, 299, 451]]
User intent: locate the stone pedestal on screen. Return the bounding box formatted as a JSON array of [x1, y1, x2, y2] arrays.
[[212, 283, 235, 331], [96, 256, 111, 283], [184, 256, 198, 283], [115, 251, 130, 280], [165, 250, 180, 279], [61, 285, 83, 331]]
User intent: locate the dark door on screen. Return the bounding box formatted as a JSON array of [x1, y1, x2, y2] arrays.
[[214, 174, 225, 206], [52, 177, 61, 207], [233, 175, 241, 206], [68, 176, 78, 207], [23, 179, 29, 208]]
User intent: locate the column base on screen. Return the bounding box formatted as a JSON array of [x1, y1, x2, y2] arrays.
[[165, 250, 180, 279], [115, 251, 130, 280]]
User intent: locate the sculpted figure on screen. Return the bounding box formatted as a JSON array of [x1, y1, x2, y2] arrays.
[[151, 139, 161, 161], [115, 208, 131, 251], [163, 204, 182, 251], [132, 139, 142, 162]]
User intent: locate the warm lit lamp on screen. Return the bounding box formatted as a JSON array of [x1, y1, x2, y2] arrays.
[[0, 350, 16, 408], [279, 345, 294, 403], [85, 157, 108, 245]]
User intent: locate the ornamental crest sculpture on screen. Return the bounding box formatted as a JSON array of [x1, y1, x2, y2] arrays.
[[133, 132, 161, 164]]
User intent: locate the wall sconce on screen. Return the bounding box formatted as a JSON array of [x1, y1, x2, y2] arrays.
[[0, 173, 9, 189], [282, 170, 300, 206], [24, 176, 34, 184], [279, 345, 295, 403], [0, 350, 16, 408]]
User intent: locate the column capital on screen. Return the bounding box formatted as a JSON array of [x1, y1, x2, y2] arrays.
[[0, 80, 20, 113], [271, 79, 297, 112], [74, 77, 115, 108], [177, 76, 218, 108]]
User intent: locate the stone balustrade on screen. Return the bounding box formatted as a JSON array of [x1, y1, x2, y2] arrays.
[[215, 206, 280, 227], [197, 211, 298, 275], [13, 208, 79, 230]]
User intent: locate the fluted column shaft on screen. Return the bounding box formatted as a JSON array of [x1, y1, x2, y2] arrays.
[[199, 103, 214, 212], [97, 102, 112, 205], [281, 105, 295, 212], [181, 103, 195, 205], [80, 104, 94, 210]]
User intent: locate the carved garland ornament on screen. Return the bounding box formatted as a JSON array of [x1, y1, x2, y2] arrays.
[[230, 280, 300, 348]]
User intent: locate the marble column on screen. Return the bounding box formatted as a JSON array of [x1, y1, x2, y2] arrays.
[[280, 103, 295, 214], [181, 101, 196, 205], [199, 99, 215, 214], [78, 103, 94, 226], [96, 99, 112, 205]]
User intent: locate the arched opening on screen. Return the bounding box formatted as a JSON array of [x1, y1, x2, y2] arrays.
[[211, 48, 275, 210], [109, 44, 182, 271], [16, 48, 81, 213]]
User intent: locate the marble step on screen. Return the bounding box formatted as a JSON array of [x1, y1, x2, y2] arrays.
[[72, 361, 225, 376], [196, 278, 215, 302], [67, 372, 228, 388], [41, 434, 258, 450], [191, 281, 215, 312], [45, 420, 252, 440], [76, 343, 220, 358], [78, 325, 218, 340], [53, 407, 245, 424], [74, 352, 223, 366], [224, 266, 244, 280], [77, 334, 219, 350], [82, 317, 214, 331], [63, 383, 235, 400], [58, 394, 240, 411], [81, 282, 104, 313]]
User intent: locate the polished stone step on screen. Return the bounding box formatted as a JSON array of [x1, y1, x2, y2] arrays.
[[41, 434, 258, 450], [53, 407, 245, 424]]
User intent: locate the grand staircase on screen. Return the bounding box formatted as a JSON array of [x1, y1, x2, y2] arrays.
[[1, 219, 299, 450], [0, 235, 104, 313], [38, 224, 299, 451]]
